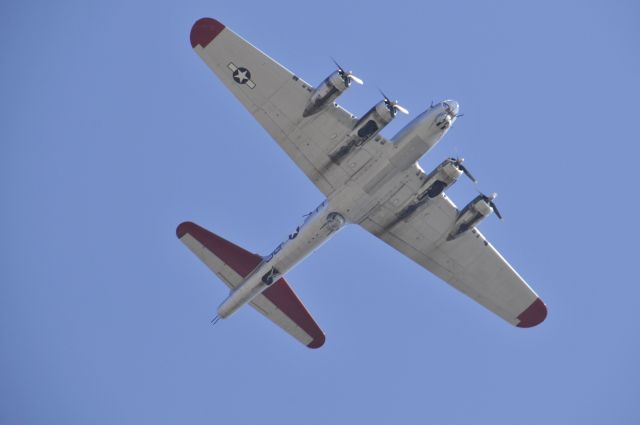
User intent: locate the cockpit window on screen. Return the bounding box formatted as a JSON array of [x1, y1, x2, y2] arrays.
[[442, 100, 459, 115]]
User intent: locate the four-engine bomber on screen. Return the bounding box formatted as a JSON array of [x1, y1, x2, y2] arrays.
[[182, 17, 547, 347]]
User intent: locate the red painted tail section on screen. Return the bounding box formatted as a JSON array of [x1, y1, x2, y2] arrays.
[[177, 221, 325, 348]]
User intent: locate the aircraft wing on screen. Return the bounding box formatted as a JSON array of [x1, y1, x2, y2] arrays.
[[190, 18, 362, 196], [360, 165, 547, 327]]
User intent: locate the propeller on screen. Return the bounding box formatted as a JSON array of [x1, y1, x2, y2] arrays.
[[331, 58, 364, 85], [379, 89, 409, 115], [450, 157, 477, 183], [481, 192, 503, 220]]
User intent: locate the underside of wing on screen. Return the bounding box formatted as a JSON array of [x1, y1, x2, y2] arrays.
[[251, 281, 326, 349], [360, 167, 547, 328], [190, 18, 383, 197], [177, 222, 325, 348]]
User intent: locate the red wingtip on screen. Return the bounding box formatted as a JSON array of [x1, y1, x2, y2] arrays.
[[517, 298, 548, 328], [176, 221, 194, 238], [307, 333, 326, 349], [190, 18, 225, 48]]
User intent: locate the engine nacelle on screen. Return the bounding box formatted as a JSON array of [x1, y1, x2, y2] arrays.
[[417, 159, 464, 200], [303, 71, 349, 117], [447, 194, 495, 240], [395, 158, 464, 221], [329, 100, 396, 162]]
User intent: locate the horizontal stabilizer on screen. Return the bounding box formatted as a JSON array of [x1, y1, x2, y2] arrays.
[[177, 222, 325, 348]]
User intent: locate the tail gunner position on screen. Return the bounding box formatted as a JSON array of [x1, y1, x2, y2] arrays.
[[178, 18, 547, 348]]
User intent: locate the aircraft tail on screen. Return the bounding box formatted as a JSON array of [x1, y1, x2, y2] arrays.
[[176, 221, 325, 348]]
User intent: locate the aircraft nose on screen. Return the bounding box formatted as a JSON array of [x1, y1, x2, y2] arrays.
[[443, 100, 460, 115]]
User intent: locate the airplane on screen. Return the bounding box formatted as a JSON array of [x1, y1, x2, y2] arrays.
[[178, 17, 547, 349]]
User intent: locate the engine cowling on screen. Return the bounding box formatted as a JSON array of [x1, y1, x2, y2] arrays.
[[395, 158, 464, 221], [417, 158, 465, 200], [303, 71, 350, 117], [447, 194, 497, 240], [329, 99, 397, 162]]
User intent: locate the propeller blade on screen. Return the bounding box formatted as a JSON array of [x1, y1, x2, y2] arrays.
[[378, 89, 390, 102], [348, 74, 364, 85], [331, 57, 345, 73], [489, 201, 503, 220], [394, 103, 409, 114], [458, 163, 477, 183], [332, 58, 363, 85], [378, 89, 408, 114]]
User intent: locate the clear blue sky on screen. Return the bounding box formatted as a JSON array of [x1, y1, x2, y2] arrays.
[[2, 1, 639, 423]]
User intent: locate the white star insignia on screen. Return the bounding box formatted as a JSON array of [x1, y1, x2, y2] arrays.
[[235, 69, 248, 83]]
